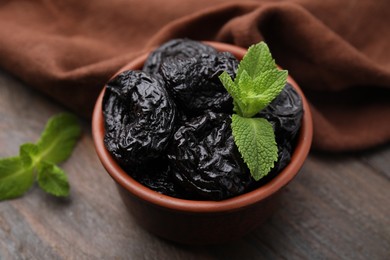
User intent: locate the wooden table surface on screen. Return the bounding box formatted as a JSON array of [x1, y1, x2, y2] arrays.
[[0, 69, 389, 260]]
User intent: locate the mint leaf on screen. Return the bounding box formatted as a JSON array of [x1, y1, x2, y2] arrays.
[[0, 156, 34, 200], [251, 69, 288, 111], [231, 115, 278, 181], [220, 42, 287, 118], [236, 42, 276, 80], [236, 70, 259, 117], [20, 143, 39, 166], [36, 113, 81, 164], [233, 68, 287, 117], [37, 161, 69, 197], [219, 71, 243, 115], [219, 71, 238, 101]]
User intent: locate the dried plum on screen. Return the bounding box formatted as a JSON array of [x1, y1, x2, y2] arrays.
[[167, 112, 254, 200], [259, 83, 303, 143], [161, 52, 238, 116], [126, 160, 182, 198], [143, 38, 217, 77], [259, 83, 303, 173], [273, 142, 292, 174], [103, 70, 176, 168]]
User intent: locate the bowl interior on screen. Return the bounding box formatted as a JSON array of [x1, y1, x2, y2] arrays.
[[92, 41, 313, 213]]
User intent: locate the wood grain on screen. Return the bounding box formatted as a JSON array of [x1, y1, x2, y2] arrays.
[[0, 69, 389, 259]]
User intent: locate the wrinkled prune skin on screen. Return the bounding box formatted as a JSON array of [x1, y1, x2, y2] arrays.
[[168, 112, 254, 201], [161, 52, 238, 116], [273, 142, 292, 174], [143, 38, 217, 77], [103, 70, 176, 168], [259, 83, 303, 142], [126, 160, 183, 198], [259, 83, 303, 173]]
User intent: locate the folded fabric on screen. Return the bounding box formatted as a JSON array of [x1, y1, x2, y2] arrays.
[[0, 0, 389, 151]]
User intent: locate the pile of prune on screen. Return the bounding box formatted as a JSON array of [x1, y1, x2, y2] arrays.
[[103, 38, 303, 201]]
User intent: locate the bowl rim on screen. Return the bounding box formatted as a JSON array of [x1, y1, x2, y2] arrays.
[[92, 41, 313, 213]]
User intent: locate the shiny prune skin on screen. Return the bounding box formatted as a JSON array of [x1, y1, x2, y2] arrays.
[[127, 160, 182, 198], [103, 70, 176, 168], [161, 52, 238, 116], [143, 38, 217, 77], [259, 83, 303, 142], [259, 83, 303, 173], [272, 142, 292, 174], [168, 112, 254, 201]]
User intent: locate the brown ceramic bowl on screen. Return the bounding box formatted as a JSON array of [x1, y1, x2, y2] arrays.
[[92, 41, 313, 245]]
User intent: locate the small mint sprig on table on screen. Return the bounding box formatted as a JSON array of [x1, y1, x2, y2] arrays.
[[0, 113, 81, 200], [219, 42, 288, 181]]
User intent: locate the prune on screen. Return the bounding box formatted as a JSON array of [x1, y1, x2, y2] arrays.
[[103, 70, 176, 168], [167, 112, 254, 201], [259, 83, 303, 173], [259, 83, 303, 143], [127, 160, 183, 198], [161, 52, 238, 116], [272, 142, 292, 174], [143, 38, 217, 77]]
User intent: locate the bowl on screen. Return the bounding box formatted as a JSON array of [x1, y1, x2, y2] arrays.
[[92, 41, 313, 245]]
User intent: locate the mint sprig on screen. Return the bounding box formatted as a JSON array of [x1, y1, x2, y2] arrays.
[[219, 42, 287, 180], [0, 113, 81, 200], [37, 161, 70, 197]]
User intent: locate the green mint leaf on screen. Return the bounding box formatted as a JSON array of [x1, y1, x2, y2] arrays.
[[237, 70, 259, 117], [20, 143, 40, 166], [237, 70, 253, 95], [220, 42, 287, 118], [219, 71, 238, 100], [36, 113, 81, 164], [219, 71, 244, 115], [232, 68, 287, 118], [250, 69, 288, 112], [231, 115, 278, 181], [236, 42, 276, 80], [0, 156, 35, 200], [37, 161, 69, 197]]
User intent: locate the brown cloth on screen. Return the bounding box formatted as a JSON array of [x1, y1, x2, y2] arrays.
[[0, 0, 389, 151]]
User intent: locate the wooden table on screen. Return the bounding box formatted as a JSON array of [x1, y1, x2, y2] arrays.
[[1, 69, 389, 259]]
